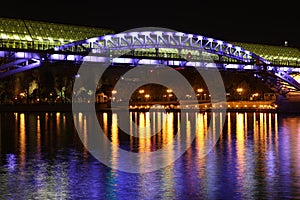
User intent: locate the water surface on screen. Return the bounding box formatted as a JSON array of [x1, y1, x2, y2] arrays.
[[0, 111, 299, 199]]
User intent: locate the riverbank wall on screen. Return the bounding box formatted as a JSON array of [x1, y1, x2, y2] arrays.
[[0, 101, 278, 113]]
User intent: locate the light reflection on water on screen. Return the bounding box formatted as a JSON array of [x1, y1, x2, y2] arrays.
[[0, 111, 300, 199]]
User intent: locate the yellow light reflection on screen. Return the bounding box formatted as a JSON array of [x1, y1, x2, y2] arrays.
[[138, 113, 146, 152], [185, 113, 191, 151], [111, 113, 119, 145], [219, 112, 224, 142], [268, 113, 272, 145], [103, 112, 108, 136], [259, 113, 267, 151], [204, 112, 208, 133], [37, 115, 41, 158], [56, 112, 60, 133], [274, 113, 278, 156], [144, 112, 151, 152], [244, 112, 247, 134], [83, 114, 88, 160], [78, 112, 83, 133], [45, 113, 49, 134], [161, 113, 174, 147], [100, 112, 109, 163], [130, 112, 134, 151], [138, 112, 155, 152], [14, 113, 18, 148], [111, 113, 119, 170], [167, 113, 175, 147], [159, 112, 175, 165], [253, 113, 258, 146], [227, 112, 232, 158], [236, 113, 245, 184], [264, 113, 267, 141], [156, 112, 163, 146], [19, 113, 26, 170], [151, 112, 156, 147], [195, 112, 206, 178], [56, 112, 61, 148]]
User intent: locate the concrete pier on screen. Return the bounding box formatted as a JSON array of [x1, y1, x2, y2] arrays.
[[276, 92, 300, 114]]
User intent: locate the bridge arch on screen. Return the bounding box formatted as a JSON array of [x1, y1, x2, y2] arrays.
[[54, 29, 300, 95], [54, 30, 269, 65]]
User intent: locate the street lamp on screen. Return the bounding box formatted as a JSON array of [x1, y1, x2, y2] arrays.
[[251, 93, 259, 101], [144, 94, 150, 101], [236, 88, 243, 100], [236, 88, 243, 93], [197, 88, 203, 93], [197, 88, 203, 100], [111, 90, 117, 102]]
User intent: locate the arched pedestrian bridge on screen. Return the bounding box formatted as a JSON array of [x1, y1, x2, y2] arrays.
[[1, 17, 300, 96]]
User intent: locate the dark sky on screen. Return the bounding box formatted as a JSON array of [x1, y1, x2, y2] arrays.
[[1, 2, 299, 48]]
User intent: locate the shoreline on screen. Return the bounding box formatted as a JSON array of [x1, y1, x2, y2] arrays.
[[0, 102, 279, 113]]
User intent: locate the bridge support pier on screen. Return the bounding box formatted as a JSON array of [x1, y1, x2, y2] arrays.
[[276, 93, 300, 113]]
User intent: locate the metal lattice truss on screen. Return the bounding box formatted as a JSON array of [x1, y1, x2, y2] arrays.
[[1, 30, 300, 95], [0, 51, 41, 79], [55, 31, 267, 64]]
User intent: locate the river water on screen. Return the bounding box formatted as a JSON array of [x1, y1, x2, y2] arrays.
[[0, 111, 299, 199]]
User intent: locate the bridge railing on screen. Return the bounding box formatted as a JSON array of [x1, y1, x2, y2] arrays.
[[0, 39, 63, 50], [266, 59, 300, 67]]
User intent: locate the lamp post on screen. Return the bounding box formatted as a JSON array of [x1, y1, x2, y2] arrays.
[[251, 93, 259, 101], [197, 88, 203, 100], [166, 88, 173, 101], [144, 94, 150, 102], [111, 90, 117, 102], [138, 89, 145, 102], [236, 88, 243, 100]]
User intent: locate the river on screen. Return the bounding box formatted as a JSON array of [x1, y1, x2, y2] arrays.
[[0, 111, 299, 199]]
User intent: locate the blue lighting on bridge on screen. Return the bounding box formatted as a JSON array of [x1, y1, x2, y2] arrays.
[[0, 28, 300, 96]]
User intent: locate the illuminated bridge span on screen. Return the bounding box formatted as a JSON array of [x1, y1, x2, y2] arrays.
[[1, 17, 300, 96]]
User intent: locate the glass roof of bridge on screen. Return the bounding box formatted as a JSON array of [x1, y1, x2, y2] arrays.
[[0, 17, 113, 45], [232, 42, 300, 65]]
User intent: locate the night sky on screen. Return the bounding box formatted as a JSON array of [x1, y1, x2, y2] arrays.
[[1, 2, 299, 48]]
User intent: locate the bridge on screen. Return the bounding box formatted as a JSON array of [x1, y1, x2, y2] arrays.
[[1, 17, 300, 98]]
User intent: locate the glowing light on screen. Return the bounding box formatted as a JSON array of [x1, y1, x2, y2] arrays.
[[235, 47, 241, 51], [197, 88, 203, 93], [237, 88, 243, 93], [1, 33, 8, 39], [175, 32, 185, 37]]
